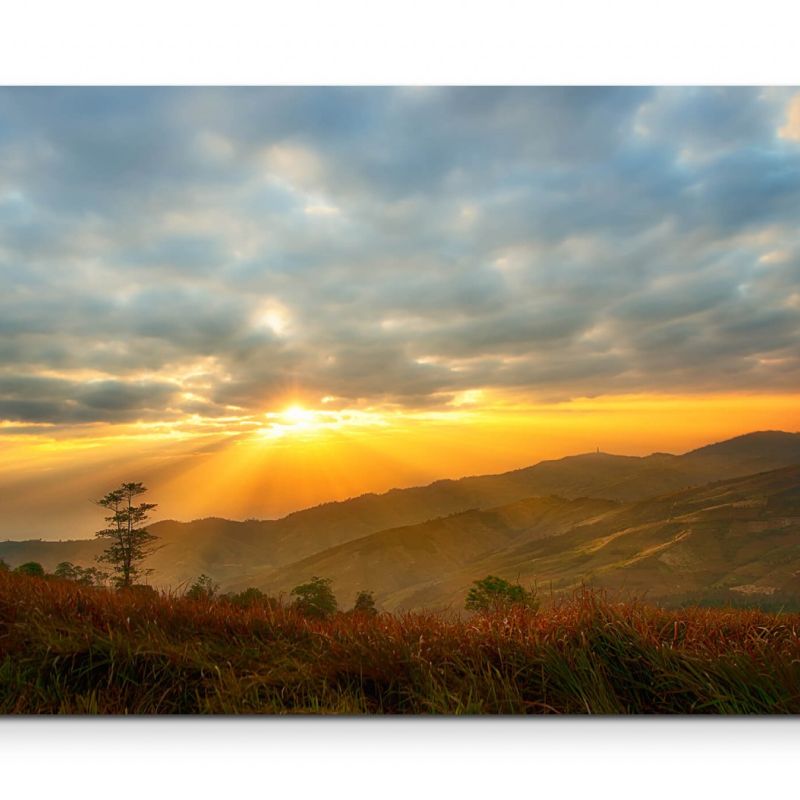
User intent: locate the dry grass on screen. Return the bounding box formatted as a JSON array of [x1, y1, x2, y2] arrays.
[[2, 570, 800, 714]]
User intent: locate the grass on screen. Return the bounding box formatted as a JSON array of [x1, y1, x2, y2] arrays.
[[2, 570, 800, 714]]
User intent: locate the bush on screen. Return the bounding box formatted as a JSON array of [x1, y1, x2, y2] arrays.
[[13, 561, 45, 578], [291, 576, 338, 619], [186, 574, 219, 601], [78, 567, 107, 587], [224, 587, 277, 609], [54, 561, 80, 581], [353, 590, 378, 616], [465, 575, 538, 613], [54, 562, 106, 586], [126, 584, 159, 597]]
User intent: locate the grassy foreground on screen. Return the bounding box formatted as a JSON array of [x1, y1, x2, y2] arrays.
[[2, 570, 800, 714]]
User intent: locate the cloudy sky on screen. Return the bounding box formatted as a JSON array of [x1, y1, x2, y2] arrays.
[[2, 87, 800, 534]]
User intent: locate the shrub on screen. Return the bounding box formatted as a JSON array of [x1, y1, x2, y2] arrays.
[[127, 583, 158, 597], [54, 562, 106, 586], [291, 576, 338, 619], [224, 587, 276, 608], [54, 561, 81, 581], [79, 567, 107, 587], [186, 574, 219, 601], [13, 561, 45, 578], [353, 590, 378, 616], [465, 575, 538, 613]]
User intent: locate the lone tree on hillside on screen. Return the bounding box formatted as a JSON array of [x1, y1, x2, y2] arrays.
[[94, 482, 159, 589], [465, 575, 539, 613]]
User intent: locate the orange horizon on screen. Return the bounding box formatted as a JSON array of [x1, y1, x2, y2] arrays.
[[1, 390, 798, 540]]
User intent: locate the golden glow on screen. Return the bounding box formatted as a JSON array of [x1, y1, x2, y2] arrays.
[[257, 403, 390, 440], [261, 404, 318, 438], [283, 404, 314, 425], [2, 390, 799, 538]]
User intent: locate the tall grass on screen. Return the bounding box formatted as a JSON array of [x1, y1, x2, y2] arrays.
[[2, 570, 799, 714]]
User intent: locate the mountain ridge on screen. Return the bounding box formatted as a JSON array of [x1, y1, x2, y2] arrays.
[[1, 430, 799, 605], [248, 463, 800, 612]]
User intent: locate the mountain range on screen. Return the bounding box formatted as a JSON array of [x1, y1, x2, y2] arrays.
[[1, 430, 799, 610]]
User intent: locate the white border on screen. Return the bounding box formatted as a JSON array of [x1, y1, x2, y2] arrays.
[[2, 2, 799, 796], [0, 0, 798, 85], [1, 718, 799, 800]]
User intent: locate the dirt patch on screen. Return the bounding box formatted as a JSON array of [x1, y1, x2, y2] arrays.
[[730, 584, 777, 596]]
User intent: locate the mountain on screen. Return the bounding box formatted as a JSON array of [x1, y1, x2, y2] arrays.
[[683, 429, 800, 466], [1, 431, 799, 600], [226, 495, 620, 605], [486, 464, 800, 611], [237, 464, 800, 612]]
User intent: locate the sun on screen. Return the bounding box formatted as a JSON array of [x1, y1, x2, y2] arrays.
[[254, 403, 391, 441], [257, 404, 325, 439], [282, 405, 315, 426]]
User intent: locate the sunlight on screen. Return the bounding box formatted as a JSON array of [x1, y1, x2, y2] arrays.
[[254, 403, 392, 441], [283, 405, 315, 426], [265, 404, 322, 438]]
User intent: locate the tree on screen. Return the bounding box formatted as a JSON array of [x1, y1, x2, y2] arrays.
[[290, 576, 338, 619], [14, 561, 45, 578], [128, 584, 158, 597], [465, 575, 539, 613], [186, 573, 219, 601], [0, 558, 8, 572], [81, 567, 106, 586], [95, 482, 159, 589], [54, 561, 80, 581], [352, 589, 378, 616], [54, 561, 106, 586], [224, 587, 277, 609]]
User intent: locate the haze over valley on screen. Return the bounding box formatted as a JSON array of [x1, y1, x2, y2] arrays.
[[3, 430, 799, 611]]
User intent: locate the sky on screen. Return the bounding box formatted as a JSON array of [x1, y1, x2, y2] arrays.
[[1, 87, 800, 537]]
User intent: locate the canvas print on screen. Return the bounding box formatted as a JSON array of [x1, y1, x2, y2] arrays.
[[1, 86, 800, 714]]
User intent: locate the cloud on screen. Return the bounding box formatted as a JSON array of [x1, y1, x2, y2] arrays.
[[779, 93, 800, 142], [1, 87, 799, 431], [0, 374, 184, 423]]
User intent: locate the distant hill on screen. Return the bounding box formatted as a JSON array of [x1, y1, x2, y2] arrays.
[[227, 495, 620, 606], [683, 429, 800, 465], [490, 463, 800, 612], [1, 430, 799, 602], [239, 464, 800, 612]]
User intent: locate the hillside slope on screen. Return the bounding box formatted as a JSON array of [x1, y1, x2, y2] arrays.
[[228, 495, 619, 604], [235, 465, 800, 612]]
